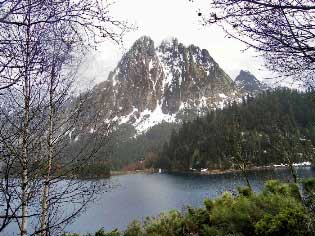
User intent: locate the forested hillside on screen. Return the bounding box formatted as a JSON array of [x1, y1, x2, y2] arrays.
[[154, 89, 315, 171], [90, 122, 179, 170]]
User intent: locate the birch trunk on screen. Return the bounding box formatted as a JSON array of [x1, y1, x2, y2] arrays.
[[40, 65, 55, 236], [21, 3, 31, 234], [21, 72, 30, 236]]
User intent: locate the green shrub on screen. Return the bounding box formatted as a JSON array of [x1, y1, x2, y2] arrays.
[[95, 228, 120, 236], [200, 225, 224, 236], [204, 198, 214, 211], [303, 178, 315, 193], [144, 210, 184, 236], [255, 206, 309, 236], [124, 221, 142, 236], [183, 206, 210, 234], [238, 186, 253, 197]]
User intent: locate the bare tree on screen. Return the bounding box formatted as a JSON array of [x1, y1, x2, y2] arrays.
[[225, 122, 252, 189], [199, 0, 315, 86], [0, 0, 131, 235], [34, 33, 116, 235], [0, 0, 130, 90]]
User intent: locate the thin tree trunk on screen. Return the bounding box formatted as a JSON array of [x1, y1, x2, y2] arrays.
[[289, 162, 298, 183], [40, 125, 52, 236], [242, 168, 252, 190], [21, 75, 30, 236], [40, 138, 52, 236], [240, 161, 251, 190], [40, 65, 55, 236], [285, 152, 298, 183], [21, 3, 31, 234], [21, 156, 28, 236]]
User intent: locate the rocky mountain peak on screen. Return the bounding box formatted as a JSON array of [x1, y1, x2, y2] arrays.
[[155, 38, 238, 114], [237, 70, 260, 83], [159, 38, 179, 49], [86, 37, 260, 133], [130, 36, 155, 57], [235, 70, 268, 94]]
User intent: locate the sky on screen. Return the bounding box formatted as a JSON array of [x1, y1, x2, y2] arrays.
[[78, 0, 273, 90]]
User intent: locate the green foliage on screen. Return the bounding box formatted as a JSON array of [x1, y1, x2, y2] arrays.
[[95, 228, 120, 236], [105, 122, 180, 170], [124, 221, 143, 236], [303, 178, 315, 194], [204, 198, 214, 211], [184, 206, 210, 234], [302, 178, 315, 213], [263, 180, 301, 201], [162, 89, 315, 171], [255, 207, 308, 236], [143, 210, 184, 236], [238, 186, 253, 197]]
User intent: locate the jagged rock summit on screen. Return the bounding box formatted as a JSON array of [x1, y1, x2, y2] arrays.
[[235, 70, 269, 94], [88, 36, 262, 133]]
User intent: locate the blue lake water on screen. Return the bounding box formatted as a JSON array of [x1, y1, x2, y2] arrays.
[[67, 167, 315, 234]]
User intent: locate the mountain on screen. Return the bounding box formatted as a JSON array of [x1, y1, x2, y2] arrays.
[[84, 36, 265, 133], [235, 70, 269, 94], [70, 36, 271, 169]]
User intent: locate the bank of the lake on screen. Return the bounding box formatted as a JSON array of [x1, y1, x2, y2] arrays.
[[110, 169, 156, 176], [112, 163, 313, 177]]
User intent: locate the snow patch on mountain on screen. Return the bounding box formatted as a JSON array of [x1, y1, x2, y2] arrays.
[[117, 102, 178, 133], [134, 103, 177, 133]]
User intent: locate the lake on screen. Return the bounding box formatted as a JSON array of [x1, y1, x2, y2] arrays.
[[66, 167, 315, 234]]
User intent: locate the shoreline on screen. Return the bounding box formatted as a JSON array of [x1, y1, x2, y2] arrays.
[[110, 169, 156, 176], [201, 163, 313, 176], [168, 165, 275, 176], [109, 164, 314, 177]]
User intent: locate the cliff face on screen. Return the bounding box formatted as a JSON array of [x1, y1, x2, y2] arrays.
[[235, 70, 269, 94], [85, 36, 264, 133], [157, 38, 239, 114]]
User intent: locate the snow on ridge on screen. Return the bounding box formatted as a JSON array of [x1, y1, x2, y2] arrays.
[[156, 40, 215, 93], [111, 67, 120, 87], [157, 45, 184, 92], [115, 90, 238, 134], [157, 50, 173, 91], [134, 102, 177, 133], [117, 103, 178, 134]]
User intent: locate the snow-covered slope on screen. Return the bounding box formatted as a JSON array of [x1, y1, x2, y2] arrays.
[[80, 36, 262, 134]]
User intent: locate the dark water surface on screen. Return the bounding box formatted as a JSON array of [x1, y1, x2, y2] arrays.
[[66, 167, 315, 234]]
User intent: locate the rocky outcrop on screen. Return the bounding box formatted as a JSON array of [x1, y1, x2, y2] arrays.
[[235, 70, 269, 94], [84, 37, 266, 133]]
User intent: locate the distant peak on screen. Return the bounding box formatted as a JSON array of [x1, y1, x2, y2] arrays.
[[236, 70, 259, 82], [235, 70, 268, 93], [239, 70, 252, 76]]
